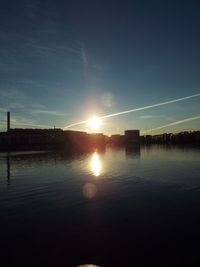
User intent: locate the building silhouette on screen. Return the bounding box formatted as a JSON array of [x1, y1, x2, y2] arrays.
[[0, 112, 199, 151], [125, 130, 140, 144]]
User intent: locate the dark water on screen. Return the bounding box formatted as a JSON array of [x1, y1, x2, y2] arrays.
[[1, 145, 200, 267]]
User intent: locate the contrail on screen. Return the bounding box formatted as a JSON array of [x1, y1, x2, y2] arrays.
[[141, 115, 200, 134], [64, 93, 200, 129]]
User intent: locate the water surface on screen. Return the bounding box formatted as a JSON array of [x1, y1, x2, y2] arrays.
[[1, 145, 200, 266]]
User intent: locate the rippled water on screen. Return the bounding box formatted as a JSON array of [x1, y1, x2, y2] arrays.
[[1, 145, 200, 266]]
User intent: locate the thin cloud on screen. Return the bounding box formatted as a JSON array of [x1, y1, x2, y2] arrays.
[[12, 122, 53, 128], [32, 110, 69, 117], [140, 115, 162, 119], [0, 89, 25, 100], [81, 47, 88, 66], [0, 121, 52, 128], [141, 115, 200, 134]]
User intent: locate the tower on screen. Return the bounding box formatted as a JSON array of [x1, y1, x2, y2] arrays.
[[7, 112, 10, 132]]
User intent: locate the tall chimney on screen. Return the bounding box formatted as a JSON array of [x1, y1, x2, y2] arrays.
[[7, 112, 10, 132]]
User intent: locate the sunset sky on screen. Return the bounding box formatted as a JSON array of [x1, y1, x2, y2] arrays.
[[0, 0, 200, 135]]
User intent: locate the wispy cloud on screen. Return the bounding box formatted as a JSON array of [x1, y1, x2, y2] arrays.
[[81, 47, 88, 66], [31, 110, 69, 117], [140, 115, 162, 119], [0, 107, 7, 112], [92, 64, 105, 72], [11, 122, 52, 128], [27, 43, 81, 57], [0, 120, 52, 128], [0, 88, 25, 100], [0, 113, 52, 129], [141, 115, 200, 134]]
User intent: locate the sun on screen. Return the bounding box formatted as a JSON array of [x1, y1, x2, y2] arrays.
[[88, 116, 101, 130]]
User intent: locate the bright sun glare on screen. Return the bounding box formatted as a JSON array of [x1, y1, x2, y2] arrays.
[[88, 116, 101, 129]]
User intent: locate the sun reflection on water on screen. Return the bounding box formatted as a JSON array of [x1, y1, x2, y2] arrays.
[[83, 152, 102, 199], [90, 152, 102, 177], [78, 265, 100, 267]]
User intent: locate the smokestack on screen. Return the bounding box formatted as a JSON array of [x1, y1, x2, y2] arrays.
[[7, 112, 10, 132]]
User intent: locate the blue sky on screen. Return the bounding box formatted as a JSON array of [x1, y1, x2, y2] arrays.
[[0, 0, 199, 135]]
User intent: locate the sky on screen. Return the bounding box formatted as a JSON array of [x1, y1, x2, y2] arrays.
[[0, 0, 200, 135]]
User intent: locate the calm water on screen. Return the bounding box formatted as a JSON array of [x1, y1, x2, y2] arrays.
[[1, 145, 200, 267]]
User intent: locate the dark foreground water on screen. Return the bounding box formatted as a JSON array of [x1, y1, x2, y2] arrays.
[[0, 145, 200, 267]]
